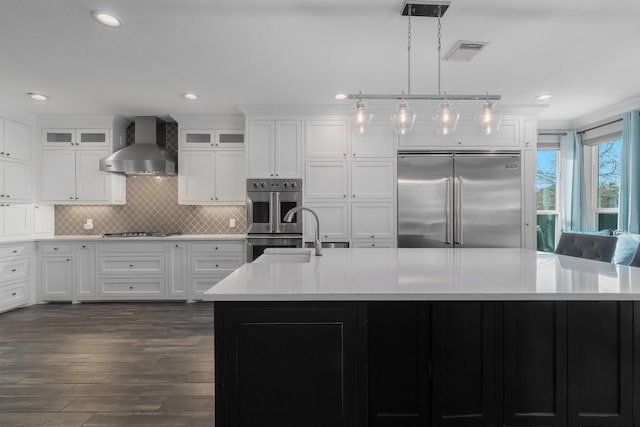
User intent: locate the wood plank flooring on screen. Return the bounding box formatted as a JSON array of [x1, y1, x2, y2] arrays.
[[0, 302, 215, 426]]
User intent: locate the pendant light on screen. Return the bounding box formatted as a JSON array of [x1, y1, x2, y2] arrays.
[[350, 93, 373, 134], [474, 100, 502, 135], [432, 10, 459, 135], [391, 9, 416, 135], [345, 1, 501, 137]]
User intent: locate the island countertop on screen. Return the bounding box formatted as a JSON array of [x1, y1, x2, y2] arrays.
[[203, 248, 640, 301]]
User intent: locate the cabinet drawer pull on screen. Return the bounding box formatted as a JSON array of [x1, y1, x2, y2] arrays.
[[11, 268, 16, 272], [66, 258, 70, 261], [11, 292, 16, 296], [75, 197, 79, 200], [12, 250, 17, 253], [129, 264, 133, 268], [5, 153, 9, 156], [175, 244, 179, 248], [129, 286, 133, 290], [69, 197, 74, 200], [53, 247, 58, 250], [215, 247, 218, 250], [352, 194, 356, 198], [215, 264, 219, 268], [371, 235, 375, 238], [82, 245, 86, 249], [5, 195, 9, 198], [371, 244, 376, 247]]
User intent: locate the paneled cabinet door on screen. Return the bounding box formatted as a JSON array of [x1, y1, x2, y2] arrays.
[[305, 120, 349, 158], [503, 302, 567, 427], [3, 161, 31, 202], [40, 256, 74, 300], [351, 202, 394, 239], [42, 129, 76, 148], [351, 121, 395, 158], [304, 202, 349, 240], [2, 204, 31, 236], [431, 302, 498, 427], [305, 161, 348, 199], [75, 244, 96, 298], [3, 119, 31, 162], [567, 301, 633, 427], [215, 151, 246, 203], [182, 130, 215, 149], [247, 120, 274, 178], [351, 161, 394, 200], [33, 205, 54, 235], [216, 130, 245, 149], [274, 121, 302, 178], [168, 243, 188, 297], [41, 149, 76, 201], [75, 149, 110, 201], [179, 151, 215, 203]]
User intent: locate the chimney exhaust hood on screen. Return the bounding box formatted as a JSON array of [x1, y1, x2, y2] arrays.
[[100, 116, 177, 175]]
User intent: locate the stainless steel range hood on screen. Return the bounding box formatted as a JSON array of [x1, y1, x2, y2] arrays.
[[100, 116, 177, 175]]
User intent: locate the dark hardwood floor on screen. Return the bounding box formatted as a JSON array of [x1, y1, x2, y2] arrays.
[[0, 302, 215, 426]]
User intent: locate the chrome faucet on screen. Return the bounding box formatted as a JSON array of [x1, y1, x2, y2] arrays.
[[283, 206, 322, 256]]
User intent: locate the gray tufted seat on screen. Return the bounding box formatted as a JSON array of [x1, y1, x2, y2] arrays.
[[554, 232, 618, 262]]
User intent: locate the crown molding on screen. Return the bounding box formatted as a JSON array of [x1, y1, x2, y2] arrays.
[[570, 96, 640, 129]]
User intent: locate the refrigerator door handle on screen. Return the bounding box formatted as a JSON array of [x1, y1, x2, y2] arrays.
[[456, 177, 464, 246], [445, 177, 452, 245]]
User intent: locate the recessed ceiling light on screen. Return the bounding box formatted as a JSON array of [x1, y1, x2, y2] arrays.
[[28, 93, 48, 101], [182, 93, 199, 100], [535, 93, 554, 101], [334, 93, 347, 100], [92, 11, 122, 28]]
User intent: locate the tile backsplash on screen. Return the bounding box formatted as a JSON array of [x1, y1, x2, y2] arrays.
[[55, 122, 246, 235], [55, 176, 246, 235]]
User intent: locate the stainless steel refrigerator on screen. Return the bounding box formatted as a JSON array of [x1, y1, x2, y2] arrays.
[[398, 151, 521, 248]]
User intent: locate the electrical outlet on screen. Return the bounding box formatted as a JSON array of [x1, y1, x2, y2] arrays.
[[229, 218, 236, 228], [83, 219, 94, 230]]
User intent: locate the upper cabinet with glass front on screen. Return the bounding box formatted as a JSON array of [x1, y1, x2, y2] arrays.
[[181, 129, 244, 150], [42, 129, 110, 148]]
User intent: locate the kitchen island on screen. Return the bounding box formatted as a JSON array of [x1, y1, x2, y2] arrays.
[[204, 248, 640, 427]]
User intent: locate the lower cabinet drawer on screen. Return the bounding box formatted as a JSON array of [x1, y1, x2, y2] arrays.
[[98, 278, 165, 298], [351, 239, 396, 248], [98, 257, 165, 275], [0, 243, 30, 258], [191, 256, 243, 274], [0, 281, 28, 309], [190, 241, 244, 254], [191, 271, 235, 297], [39, 243, 73, 254], [0, 258, 29, 283]]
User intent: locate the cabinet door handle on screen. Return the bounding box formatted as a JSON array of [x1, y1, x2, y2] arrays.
[[215, 264, 219, 268], [129, 264, 133, 268], [215, 197, 218, 200], [175, 244, 179, 248], [75, 197, 79, 200], [66, 258, 70, 261], [0, 195, 4, 198], [53, 247, 58, 250], [129, 286, 133, 290], [82, 245, 86, 249], [352, 153, 356, 157], [69, 197, 74, 200], [11, 292, 16, 296], [5, 153, 9, 156], [12, 250, 17, 253], [371, 244, 376, 247], [352, 194, 355, 198], [0, 152, 3, 155], [215, 247, 218, 250], [11, 268, 16, 272], [270, 174, 274, 177], [371, 235, 375, 238], [70, 143, 74, 146], [4, 195, 9, 198], [343, 194, 346, 198]]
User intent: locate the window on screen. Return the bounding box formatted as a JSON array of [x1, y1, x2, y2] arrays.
[[536, 149, 560, 252], [593, 138, 621, 230]]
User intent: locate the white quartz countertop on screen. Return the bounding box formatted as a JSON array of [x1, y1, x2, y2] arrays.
[[203, 248, 640, 301], [37, 234, 246, 241]]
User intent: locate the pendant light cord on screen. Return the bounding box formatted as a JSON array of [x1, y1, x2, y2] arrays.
[[407, 7, 412, 95], [437, 6, 442, 96]]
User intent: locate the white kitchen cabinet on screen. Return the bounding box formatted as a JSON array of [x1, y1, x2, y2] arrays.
[[247, 120, 302, 178], [399, 119, 521, 148], [0, 242, 31, 313], [351, 239, 396, 248], [1, 204, 31, 237], [43, 128, 109, 148], [351, 202, 395, 239], [217, 130, 245, 149], [3, 119, 31, 162], [305, 120, 349, 158], [305, 161, 349, 200], [181, 130, 215, 149], [523, 119, 537, 149], [179, 150, 246, 204], [351, 160, 394, 200], [168, 243, 188, 298], [188, 241, 245, 299], [32, 205, 55, 235], [41, 148, 121, 203], [1, 160, 31, 202], [304, 202, 350, 240], [351, 121, 395, 158], [40, 255, 74, 300], [75, 243, 96, 298]]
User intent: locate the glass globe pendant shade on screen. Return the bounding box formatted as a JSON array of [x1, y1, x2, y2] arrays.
[[350, 100, 373, 134], [390, 100, 416, 135], [433, 101, 460, 136], [474, 101, 502, 135]]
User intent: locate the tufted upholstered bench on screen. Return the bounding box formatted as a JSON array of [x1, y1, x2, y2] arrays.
[[554, 232, 618, 262]]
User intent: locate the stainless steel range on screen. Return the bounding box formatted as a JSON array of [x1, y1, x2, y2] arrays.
[[246, 178, 303, 261]]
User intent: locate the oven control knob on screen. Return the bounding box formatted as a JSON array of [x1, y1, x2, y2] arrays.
[[283, 182, 289, 188], [252, 182, 259, 188], [291, 182, 298, 188], [260, 182, 267, 188]]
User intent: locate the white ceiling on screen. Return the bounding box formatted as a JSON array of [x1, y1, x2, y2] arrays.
[[1, 0, 639, 122]]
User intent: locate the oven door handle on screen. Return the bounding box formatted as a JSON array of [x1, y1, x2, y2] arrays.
[[274, 191, 282, 233]]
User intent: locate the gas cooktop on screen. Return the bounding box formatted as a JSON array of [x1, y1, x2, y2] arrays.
[[102, 232, 182, 238]]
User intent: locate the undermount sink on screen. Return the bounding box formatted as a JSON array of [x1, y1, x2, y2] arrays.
[[254, 248, 313, 264]]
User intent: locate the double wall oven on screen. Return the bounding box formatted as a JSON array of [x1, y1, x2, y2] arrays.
[[246, 178, 303, 262]]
